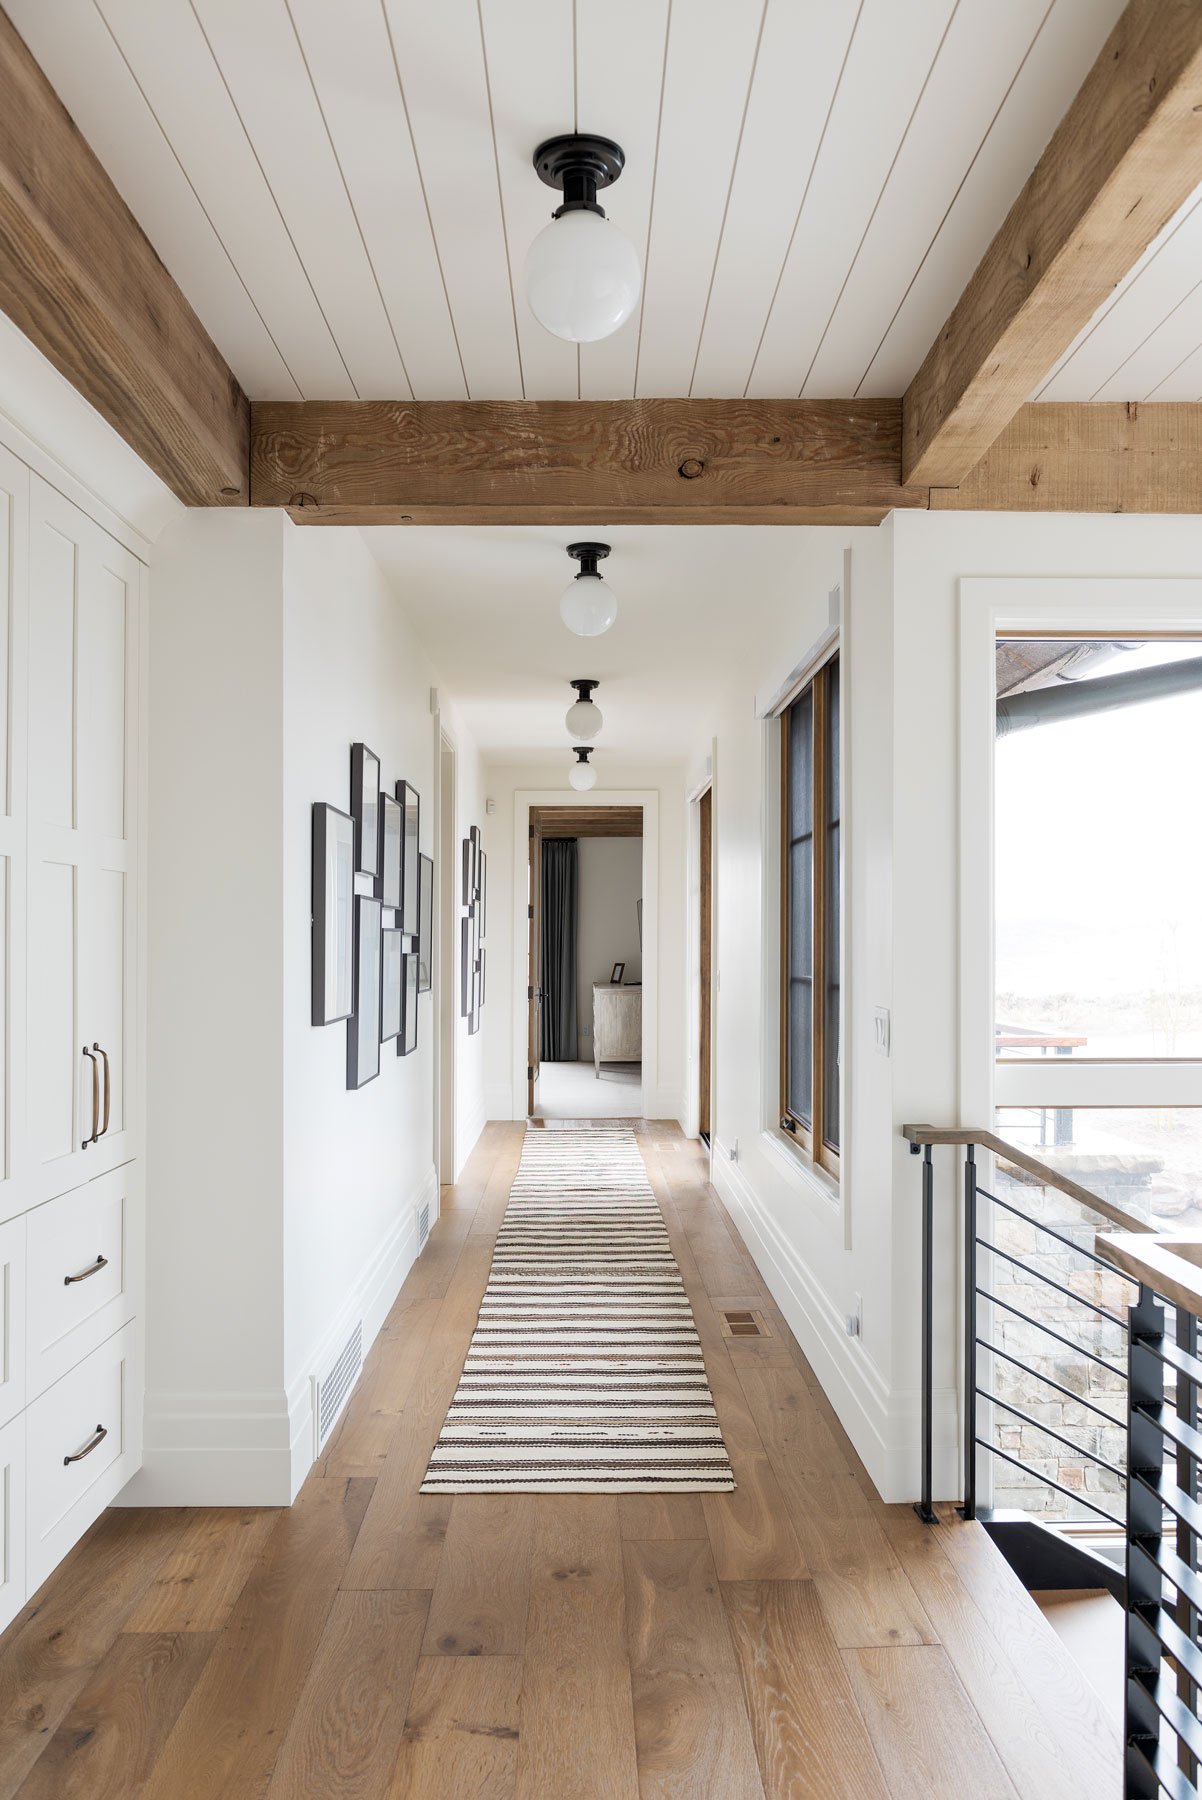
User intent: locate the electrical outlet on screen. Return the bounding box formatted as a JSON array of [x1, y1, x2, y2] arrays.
[[845, 1292, 863, 1339], [727, 1139, 739, 1163]]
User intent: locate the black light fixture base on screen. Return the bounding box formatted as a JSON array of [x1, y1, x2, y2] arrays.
[[534, 135, 625, 216], [566, 542, 611, 579], [573, 745, 594, 765], [569, 677, 600, 704]]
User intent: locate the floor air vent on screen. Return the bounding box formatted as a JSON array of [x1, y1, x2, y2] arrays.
[[313, 1320, 363, 1454], [721, 1310, 764, 1337], [417, 1201, 431, 1250]]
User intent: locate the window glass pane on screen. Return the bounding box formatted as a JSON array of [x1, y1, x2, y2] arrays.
[[823, 658, 841, 1150], [788, 687, 813, 840], [995, 637, 1202, 1059], [996, 1105, 1202, 1228], [785, 686, 814, 1128], [787, 979, 812, 1125]]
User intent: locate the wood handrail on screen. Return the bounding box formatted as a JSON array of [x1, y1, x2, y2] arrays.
[[902, 1124, 1154, 1235]]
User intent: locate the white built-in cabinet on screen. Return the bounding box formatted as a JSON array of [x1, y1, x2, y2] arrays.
[[0, 445, 145, 1631]]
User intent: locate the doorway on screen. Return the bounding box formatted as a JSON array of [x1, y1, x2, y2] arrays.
[[698, 785, 713, 1143], [438, 734, 456, 1178], [527, 804, 644, 1120]]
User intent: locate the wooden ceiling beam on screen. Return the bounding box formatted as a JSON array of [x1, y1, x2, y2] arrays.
[[249, 397, 923, 526], [903, 0, 1202, 491], [0, 10, 249, 506]]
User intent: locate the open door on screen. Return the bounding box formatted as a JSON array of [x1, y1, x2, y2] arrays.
[[698, 786, 712, 1142], [527, 817, 542, 1115]]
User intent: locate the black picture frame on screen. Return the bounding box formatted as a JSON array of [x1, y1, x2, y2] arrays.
[[381, 925, 403, 1041], [470, 825, 482, 899], [610, 960, 625, 985], [378, 791, 402, 910], [311, 802, 356, 1026], [350, 742, 381, 877], [397, 780, 421, 936], [398, 952, 419, 1056], [478, 945, 486, 1009], [461, 832, 475, 907], [479, 851, 487, 939], [418, 853, 433, 993], [460, 910, 473, 1018], [347, 896, 382, 1088]]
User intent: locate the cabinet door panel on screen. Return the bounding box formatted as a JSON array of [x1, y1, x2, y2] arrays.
[[27, 518, 77, 832], [80, 556, 128, 840], [28, 857, 78, 1167], [0, 1214, 26, 1429], [0, 1411, 26, 1635], [85, 867, 126, 1141]]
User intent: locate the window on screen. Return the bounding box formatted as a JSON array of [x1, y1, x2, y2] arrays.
[[780, 654, 840, 1171]]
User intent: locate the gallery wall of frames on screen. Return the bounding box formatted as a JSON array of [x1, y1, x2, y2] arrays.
[[311, 742, 433, 1090], [461, 826, 487, 1037]]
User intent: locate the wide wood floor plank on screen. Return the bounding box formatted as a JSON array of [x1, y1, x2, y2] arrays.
[[263, 1591, 428, 1800], [0, 1509, 186, 1800], [516, 1497, 638, 1799], [388, 1655, 521, 1798], [126, 1509, 281, 1634], [422, 1496, 532, 1657], [139, 1477, 374, 1800], [842, 1645, 1019, 1799], [623, 1538, 765, 1800], [14, 1630, 217, 1800], [320, 1297, 443, 1479], [617, 1495, 707, 1541], [721, 1581, 887, 1800]]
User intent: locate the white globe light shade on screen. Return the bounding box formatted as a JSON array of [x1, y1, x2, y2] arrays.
[[565, 697, 603, 739], [525, 208, 641, 343], [569, 758, 597, 792], [560, 571, 618, 637]]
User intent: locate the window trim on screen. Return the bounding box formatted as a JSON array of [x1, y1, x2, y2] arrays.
[[779, 653, 841, 1177]]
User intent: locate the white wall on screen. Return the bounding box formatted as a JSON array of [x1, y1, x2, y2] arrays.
[[481, 760, 687, 1122], [575, 836, 642, 1059], [139, 511, 485, 1504]]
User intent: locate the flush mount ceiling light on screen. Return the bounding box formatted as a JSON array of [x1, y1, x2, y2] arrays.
[[560, 542, 617, 638], [569, 746, 597, 792], [565, 678, 603, 740], [525, 134, 641, 343]]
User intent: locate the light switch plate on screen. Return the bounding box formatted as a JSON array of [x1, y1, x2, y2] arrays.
[[873, 1007, 891, 1056]]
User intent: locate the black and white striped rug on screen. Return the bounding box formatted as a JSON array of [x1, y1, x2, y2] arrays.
[[420, 1124, 736, 1493]]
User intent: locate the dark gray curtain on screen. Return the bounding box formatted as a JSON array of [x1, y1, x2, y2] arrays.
[[540, 838, 578, 1060]]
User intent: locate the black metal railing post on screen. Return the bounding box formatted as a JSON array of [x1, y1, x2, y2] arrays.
[[961, 1145, 978, 1520], [914, 1141, 938, 1524], [1178, 1304, 1199, 1790], [1124, 1282, 1166, 1800]]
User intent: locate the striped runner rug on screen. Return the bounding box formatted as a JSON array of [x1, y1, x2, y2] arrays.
[[420, 1123, 736, 1493]]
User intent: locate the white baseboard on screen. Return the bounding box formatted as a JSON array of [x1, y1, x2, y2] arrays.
[[709, 1149, 958, 1503], [456, 1094, 488, 1178], [123, 1164, 437, 1507]]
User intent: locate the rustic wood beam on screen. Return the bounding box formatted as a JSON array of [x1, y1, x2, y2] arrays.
[[903, 0, 1202, 490], [249, 397, 922, 526], [930, 402, 1202, 513], [0, 10, 248, 506]]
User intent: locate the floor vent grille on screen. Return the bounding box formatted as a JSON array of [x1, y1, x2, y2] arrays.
[[314, 1320, 363, 1453], [418, 1201, 431, 1250], [721, 1310, 763, 1337]]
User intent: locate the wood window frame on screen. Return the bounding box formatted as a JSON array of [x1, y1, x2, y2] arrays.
[[779, 653, 841, 1177]]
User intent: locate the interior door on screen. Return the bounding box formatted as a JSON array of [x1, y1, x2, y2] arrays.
[[527, 818, 542, 1115], [699, 786, 712, 1141]]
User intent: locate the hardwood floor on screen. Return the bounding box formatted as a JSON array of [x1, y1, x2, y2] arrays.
[[0, 1121, 1121, 1799]]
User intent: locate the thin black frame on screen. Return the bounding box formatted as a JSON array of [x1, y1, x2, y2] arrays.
[[351, 742, 381, 877], [479, 851, 487, 939], [418, 853, 433, 992], [347, 895, 382, 1088], [462, 833, 475, 907], [399, 952, 419, 1056], [381, 925, 403, 1041], [311, 802, 356, 1026], [460, 909, 473, 1018], [610, 960, 626, 985], [397, 780, 421, 936], [378, 790, 402, 910]]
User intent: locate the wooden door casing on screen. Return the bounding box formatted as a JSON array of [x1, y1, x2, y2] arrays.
[[699, 787, 712, 1142]]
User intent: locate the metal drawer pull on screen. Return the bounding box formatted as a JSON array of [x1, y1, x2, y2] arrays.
[[94, 1044, 111, 1137], [64, 1254, 109, 1287], [63, 1423, 107, 1466], [81, 1047, 99, 1150]]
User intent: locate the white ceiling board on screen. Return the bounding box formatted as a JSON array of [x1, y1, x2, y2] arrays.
[[688, 0, 858, 399], [478, 0, 578, 400], [575, 0, 669, 401], [746, 0, 957, 398], [287, 0, 468, 400], [632, 1, 766, 398], [191, 0, 410, 398], [382, 0, 524, 399], [5, 0, 299, 398], [802, 0, 1050, 397], [362, 524, 828, 762], [859, 0, 1125, 399]]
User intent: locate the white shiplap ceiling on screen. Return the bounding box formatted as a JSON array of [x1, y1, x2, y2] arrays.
[[17, 0, 1191, 408]]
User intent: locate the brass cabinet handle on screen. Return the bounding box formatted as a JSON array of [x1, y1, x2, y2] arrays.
[[94, 1043, 110, 1137], [64, 1254, 109, 1287], [63, 1423, 107, 1466], [81, 1047, 99, 1150]]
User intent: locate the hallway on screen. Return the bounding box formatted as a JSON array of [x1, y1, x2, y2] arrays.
[[0, 1125, 1116, 1799]]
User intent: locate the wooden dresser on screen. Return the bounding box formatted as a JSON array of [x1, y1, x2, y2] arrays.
[[592, 984, 642, 1073]]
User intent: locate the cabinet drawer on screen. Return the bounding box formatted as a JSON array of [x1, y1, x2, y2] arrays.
[[26, 1165, 137, 1399], [26, 1321, 137, 1594], [0, 1411, 26, 1635], [0, 1215, 26, 1429]]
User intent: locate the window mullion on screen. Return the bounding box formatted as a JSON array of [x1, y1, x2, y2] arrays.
[[812, 671, 827, 1151]]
